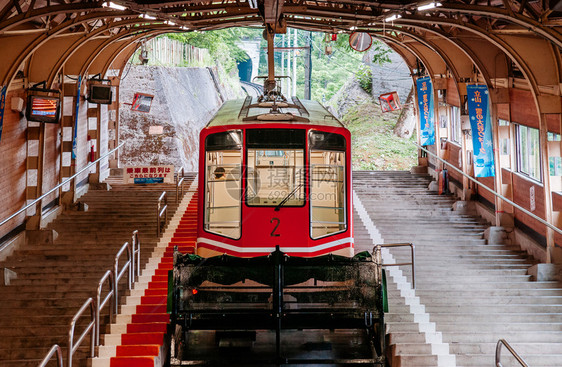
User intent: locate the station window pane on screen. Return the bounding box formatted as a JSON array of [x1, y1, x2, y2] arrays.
[[516, 124, 541, 182], [204, 131, 242, 239], [449, 106, 461, 144], [548, 132, 561, 141]]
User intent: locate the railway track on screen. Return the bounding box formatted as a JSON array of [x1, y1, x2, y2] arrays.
[[240, 80, 263, 97]]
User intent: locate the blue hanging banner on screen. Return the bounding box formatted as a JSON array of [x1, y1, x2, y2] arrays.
[[0, 86, 7, 143], [416, 76, 435, 146], [71, 76, 82, 160], [467, 84, 495, 177]]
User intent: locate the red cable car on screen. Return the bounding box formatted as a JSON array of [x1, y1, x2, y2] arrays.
[[196, 97, 353, 258]]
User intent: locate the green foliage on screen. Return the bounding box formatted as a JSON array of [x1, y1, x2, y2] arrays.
[[343, 101, 417, 171], [166, 28, 391, 102], [356, 65, 372, 94], [167, 28, 261, 72]]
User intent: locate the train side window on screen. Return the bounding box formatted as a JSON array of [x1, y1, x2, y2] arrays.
[[309, 131, 346, 239], [204, 131, 242, 239]]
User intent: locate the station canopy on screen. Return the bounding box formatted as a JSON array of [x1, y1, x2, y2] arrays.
[[1, 0, 562, 90]]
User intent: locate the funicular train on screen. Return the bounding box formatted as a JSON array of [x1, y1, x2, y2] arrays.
[[166, 32, 387, 367]]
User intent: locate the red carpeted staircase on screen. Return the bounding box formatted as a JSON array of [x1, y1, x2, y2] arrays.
[[95, 193, 198, 367]]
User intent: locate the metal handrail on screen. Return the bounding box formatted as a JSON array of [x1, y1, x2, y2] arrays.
[[38, 344, 64, 367], [114, 242, 132, 311], [68, 298, 95, 367], [496, 339, 529, 367], [157, 191, 168, 236], [415, 143, 562, 237], [131, 230, 140, 281], [176, 167, 184, 182], [176, 176, 185, 203], [95, 270, 114, 348], [376, 243, 416, 289], [0, 142, 124, 230]]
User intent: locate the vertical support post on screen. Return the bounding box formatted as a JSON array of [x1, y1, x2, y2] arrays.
[[292, 29, 297, 95], [272, 246, 284, 361], [431, 76, 442, 168], [281, 33, 285, 94], [267, 29, 275, 89], [304, 31, 312, 100], [491, 99, 504, 226], [539, 112, 555, 263]]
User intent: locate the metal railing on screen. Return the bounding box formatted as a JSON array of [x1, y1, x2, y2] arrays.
[[157, 191, 168, 236], [95, 270, 114, 347], [176, 167, 185, 203], [415, 143, 562, 238], [38, 344, 63, 367], [0, 142, 124, 231], [131, 230, 141, 281], [114, 242, 132, 311], [376, 243, 416, 289], [68, 298, 95, 367], [496, 339, 529, 367]]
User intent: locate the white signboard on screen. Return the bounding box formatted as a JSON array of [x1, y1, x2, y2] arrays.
[[124, 165, 175, 184], [149, 125, 164, 135]]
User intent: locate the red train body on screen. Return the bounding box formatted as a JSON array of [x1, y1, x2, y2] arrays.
[[196, 98, 353, 258]]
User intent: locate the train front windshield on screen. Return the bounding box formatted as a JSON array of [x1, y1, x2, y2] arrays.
[[246, 129, 306, 207]]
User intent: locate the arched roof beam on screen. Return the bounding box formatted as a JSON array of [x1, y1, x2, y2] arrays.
[[44, 18, 165, 85], [373, 17, 541, 97], [77, 27, 179, 78], [0, 4, 130, 34], [434, 4, 562, 47], [0, 12, 162, 86]]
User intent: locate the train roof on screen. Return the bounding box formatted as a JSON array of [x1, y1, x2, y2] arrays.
[[205, 97, 345, 129]]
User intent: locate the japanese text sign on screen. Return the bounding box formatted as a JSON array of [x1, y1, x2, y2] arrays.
[[124, 165, 175, 184], [467, 84, 495, 177], [416, 77, 435, 146]]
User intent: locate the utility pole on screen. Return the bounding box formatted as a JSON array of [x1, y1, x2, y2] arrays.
[[292, 28, 297, 96], [304, 31, 312, 100]]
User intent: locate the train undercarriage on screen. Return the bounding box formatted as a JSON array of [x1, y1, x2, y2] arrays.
[[166, 246, 388, 366]]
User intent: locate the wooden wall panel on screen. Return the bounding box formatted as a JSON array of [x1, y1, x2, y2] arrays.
[[446, 143, 463, 184], [501, 168, 513, 213], [477, 176, 495, 206], [446, 78, 460, 107], [546, 114, 560, 134], [509, 88, 539, 128], [497, 104, 509, 121], [0, 90, 27, 238], [512, 174, 546, 219], [41, 122, 61, 208], [512, 173, 547, 239]]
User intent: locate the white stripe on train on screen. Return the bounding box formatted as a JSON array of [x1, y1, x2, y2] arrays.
[[196, 236, 354, 253]]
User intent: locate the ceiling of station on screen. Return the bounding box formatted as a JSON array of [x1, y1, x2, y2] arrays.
[[0, 0, 561, 96], [2, 0, 562, 35]]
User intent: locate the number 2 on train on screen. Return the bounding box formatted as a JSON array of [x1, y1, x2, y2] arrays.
[[270, 218, 280, 237]]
